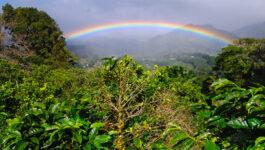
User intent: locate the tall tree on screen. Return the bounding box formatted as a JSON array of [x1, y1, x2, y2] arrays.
[[1, 4, 76, 68], [215, 38, 265, 86]]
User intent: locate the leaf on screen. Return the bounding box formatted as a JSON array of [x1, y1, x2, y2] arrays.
[[74, 133, 82, 144], [168, 123, 182, 129], [169, 132, 187, 144], [93, 141, 102, 150], [248, 118, 261, 129], [30, 137, 39, 145], [211, 78, 236, 90], [203, 140, 220, 150], [50, 130, 59, 142], [6, 118, 20, 126], [44, 125, 59, 131], [224, 91, 240, 101], [214, 102, 233, 115], [51, 103, 60, 113], [15, 141, 29, 150], [227, 118, 249, 129], [133, 138, 142, 149], [161, 128, 179, 138], [0, 112, 8, 116], [246, 94, 264, 109], [199, 111, 211, 118], [239, 89, 252, 98], [108, 130, 118, 135], [90, 122, 105, 128], [94, 135, 111, 144], [182, 139, 194, 150], [89, 128, 98, 141], [173, 138, 191, 149], [209, 118, 227, 128], [150, 144, 168, 149], [197, 132, 211, 140], [2, 134, 17, 144], [83, 143, 92, 150], [41, 139, 53, 149], [212, 94, 225, 101], [161, 123, 182, 138], [28, 128, 43, 137], [255, 136, 265, 145], [207, 115, 221, 122]]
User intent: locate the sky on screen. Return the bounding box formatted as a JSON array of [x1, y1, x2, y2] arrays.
[[1, 0, 265, 39]]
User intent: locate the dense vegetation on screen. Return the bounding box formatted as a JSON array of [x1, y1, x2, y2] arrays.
[[1, 4, 265, 150]]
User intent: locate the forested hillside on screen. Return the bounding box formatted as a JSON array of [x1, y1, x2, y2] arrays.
[[67, 24, 237, 58], [1, 4, 265, 150]]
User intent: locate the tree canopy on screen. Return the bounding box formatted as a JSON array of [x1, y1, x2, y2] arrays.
[[215, 38, 265, 87], [1, 4, 76, 68]]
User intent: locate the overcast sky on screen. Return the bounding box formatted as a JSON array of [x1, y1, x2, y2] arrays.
[[1, 0, 265, 39]]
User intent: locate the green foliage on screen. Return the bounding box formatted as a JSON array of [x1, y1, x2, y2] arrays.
[[1, 13, 265, 150], [1, 4, 76, 68], [0, 55, 206, 149], [191, 78, 265, 149], [0, 102, 112, 149], [215, 38, 265, 86], [0, 59, 26, 84], [135, 52, 215, 73]]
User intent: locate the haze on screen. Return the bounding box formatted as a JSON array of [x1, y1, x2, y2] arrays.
[[1, 0, 265, 39]]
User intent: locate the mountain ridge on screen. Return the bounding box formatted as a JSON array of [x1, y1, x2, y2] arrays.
[[67, 24, 238, 58]]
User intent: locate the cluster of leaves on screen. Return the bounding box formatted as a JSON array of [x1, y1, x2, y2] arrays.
[[1, 101, 112, 149], [0, 59, 113, 149], [1, 4, 265, 150], [215, 38, 265, 87], [1, 4, 76, 68], [203, 79, 265, 149], [0, 55, 203, 149]]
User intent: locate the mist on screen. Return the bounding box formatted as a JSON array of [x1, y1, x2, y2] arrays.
[[1, 0, 265, 58], [1, 0, 265, 38]]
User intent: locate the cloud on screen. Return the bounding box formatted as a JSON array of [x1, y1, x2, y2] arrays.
[[1, 0, 265, 36]]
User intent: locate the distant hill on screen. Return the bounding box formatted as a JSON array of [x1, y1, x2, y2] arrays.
[[67, 37, 142, 57], [67, 24, 238, 58], [233, 22, 265, 38], [137, 24, 238, 56]]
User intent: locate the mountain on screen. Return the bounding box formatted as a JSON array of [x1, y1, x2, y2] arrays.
[[233, 22, 265, 38], [67, 37, 143, 58], [67, 24, 238, 58], [137, 24, 237, 56]]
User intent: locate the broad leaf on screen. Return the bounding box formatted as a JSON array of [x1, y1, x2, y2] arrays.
[[15, 141, 29, 150], [247, 118, 261, 129], [169, 132, 187, 144], [246, 94, 264, 109], [182, 139, 194, 150], [90, 123, 105, 128], [211, 78, 236, 90], [89, 128, 98, 141], [133, 138, 142, 149], [203, 140, 220, 150], [83, 143, 92, 150], [74, 133, 82, 144], [30, 137, 39, 145], [94, 135, 111, 144], [227, 118, 249, 129]]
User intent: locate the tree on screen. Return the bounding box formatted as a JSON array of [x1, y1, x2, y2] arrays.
[[0, 13, 4, 51], [1, 4, 76, 68], [215, 38, 265, 87]]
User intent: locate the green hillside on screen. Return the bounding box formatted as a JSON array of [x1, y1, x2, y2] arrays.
[[1, 4, 265, 150]]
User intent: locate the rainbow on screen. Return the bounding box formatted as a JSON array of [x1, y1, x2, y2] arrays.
[[65, 22, 234, 44]]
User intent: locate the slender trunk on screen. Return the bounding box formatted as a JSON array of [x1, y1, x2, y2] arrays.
[[115, 70, 125, 150]]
